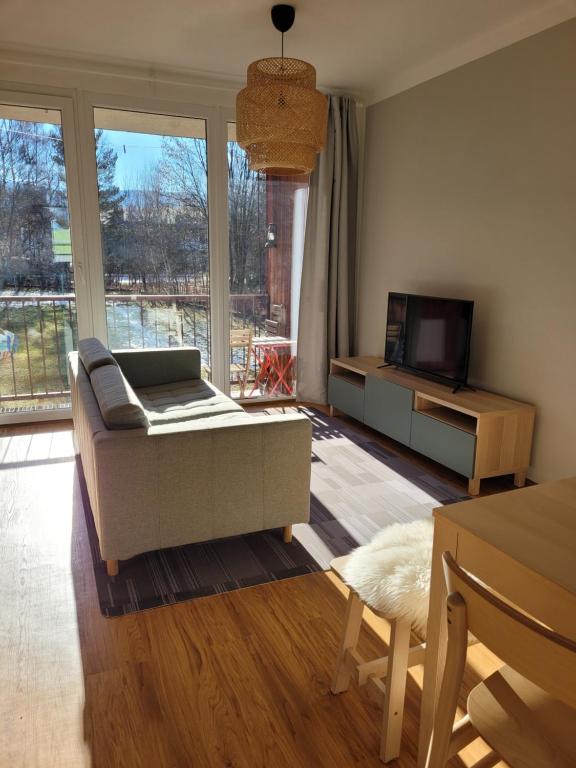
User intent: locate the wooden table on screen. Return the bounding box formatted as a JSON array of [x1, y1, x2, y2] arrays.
[[418, 477, 576, 767]]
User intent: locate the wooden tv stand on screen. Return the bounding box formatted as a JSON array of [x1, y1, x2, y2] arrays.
[[328, 356, 536, 495]]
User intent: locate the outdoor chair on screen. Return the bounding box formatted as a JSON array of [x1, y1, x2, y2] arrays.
[[229, 328, 254, 398], [264, 303, 286, 337], [264, 318, 279, 336]]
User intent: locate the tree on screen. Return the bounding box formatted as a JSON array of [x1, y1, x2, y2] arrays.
[[227, 142, 266, 292], [52, 128, 126, 289], [0, 119, 62, 289], [161, 136, 266, 294], [160, 137, 209, 292]]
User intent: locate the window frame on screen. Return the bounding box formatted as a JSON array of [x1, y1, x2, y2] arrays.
[[0, 89, 91, 423], [82, 93, 232, 394], [0, 83, 302, 422]]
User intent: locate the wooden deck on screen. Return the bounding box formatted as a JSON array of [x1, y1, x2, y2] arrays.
[[0, 411, 509, 767]]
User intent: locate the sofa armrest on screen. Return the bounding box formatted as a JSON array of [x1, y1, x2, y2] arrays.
[[112, 347, 202, 387]]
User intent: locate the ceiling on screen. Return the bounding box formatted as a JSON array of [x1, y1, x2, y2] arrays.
[[1, 0, 575, 103]]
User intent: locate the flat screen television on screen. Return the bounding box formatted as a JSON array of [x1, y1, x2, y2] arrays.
[[384, 293, 474, 390]]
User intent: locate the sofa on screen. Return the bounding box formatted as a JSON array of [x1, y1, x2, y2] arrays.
[[69, 338, 312, 575]]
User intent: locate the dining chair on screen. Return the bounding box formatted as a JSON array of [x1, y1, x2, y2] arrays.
[[425, 552, 576, 768], [229, 328, 253, 398]]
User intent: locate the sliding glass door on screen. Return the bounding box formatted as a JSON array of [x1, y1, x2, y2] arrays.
[[92, 108, 212, 377], [0, 102, 79, 416], [91, 111, 309, 400]]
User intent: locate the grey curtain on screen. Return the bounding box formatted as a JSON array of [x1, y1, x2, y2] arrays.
[[296, 95, 358, 403]]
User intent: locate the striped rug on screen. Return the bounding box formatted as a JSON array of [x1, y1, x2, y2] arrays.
[[80, 407, 468, 617]]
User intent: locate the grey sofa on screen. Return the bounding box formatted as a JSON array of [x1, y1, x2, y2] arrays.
[[69, 338, 312, 575]]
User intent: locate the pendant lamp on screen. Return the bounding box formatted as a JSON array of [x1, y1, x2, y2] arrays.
[[236, 4, 328, 176]]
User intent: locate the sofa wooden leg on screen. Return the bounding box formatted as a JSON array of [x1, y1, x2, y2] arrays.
[[106, 559, 119, 577], [283, 525, 293, 544]]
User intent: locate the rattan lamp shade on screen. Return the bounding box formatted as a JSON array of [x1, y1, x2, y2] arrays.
[[236, 57, 328, 176]]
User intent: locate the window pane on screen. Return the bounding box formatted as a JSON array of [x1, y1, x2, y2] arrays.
[[0, 105, 78, 415], [227, 123, 308, 400], [93, 109, 211, 376]]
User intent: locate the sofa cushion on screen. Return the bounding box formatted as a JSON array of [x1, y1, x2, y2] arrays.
[[135, 378, 243, 425], [113, 347, 202, 387], [78, 337, 118, 373], [90, 364, 149, 430], [147, 410, 258, 434]]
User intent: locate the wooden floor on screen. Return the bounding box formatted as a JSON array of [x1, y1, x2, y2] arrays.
[[0, 412, 512, 768]]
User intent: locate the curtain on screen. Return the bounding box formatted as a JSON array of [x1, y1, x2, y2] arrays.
[[296, 95, 359, 403]]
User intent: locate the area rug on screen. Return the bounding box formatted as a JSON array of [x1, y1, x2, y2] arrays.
[[79, 407, 468, 617]]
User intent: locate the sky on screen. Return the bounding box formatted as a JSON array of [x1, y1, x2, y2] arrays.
[[5, 117, 229, 194], [101, 130, 166, 189]]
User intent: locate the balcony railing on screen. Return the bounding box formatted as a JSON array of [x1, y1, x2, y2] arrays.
[[0, 292, 269, 411]]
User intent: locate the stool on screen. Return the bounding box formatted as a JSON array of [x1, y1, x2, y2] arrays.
[[330, 519, 433, 763]]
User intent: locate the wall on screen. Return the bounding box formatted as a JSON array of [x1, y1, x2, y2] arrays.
[[358, 19, 576, 482]]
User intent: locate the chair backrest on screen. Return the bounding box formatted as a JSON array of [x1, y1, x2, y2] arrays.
[[264, 319, 279, 337], [266, 304, 286, 336], [442, 552, 576, 710], [230, 328, 253, 350]]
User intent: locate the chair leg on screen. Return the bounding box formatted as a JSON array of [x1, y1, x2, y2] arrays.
[[331, 591, 364, 694], [283, 525, 293, 543], [380, 618, 412, 762], [106, 559, 119, 577]]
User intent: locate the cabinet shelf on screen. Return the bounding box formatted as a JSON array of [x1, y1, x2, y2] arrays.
[[414, 404, 477, 435], [330, 369, 365, 389]]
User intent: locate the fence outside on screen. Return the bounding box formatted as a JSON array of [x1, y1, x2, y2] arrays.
[[0, 292, 269, 412]]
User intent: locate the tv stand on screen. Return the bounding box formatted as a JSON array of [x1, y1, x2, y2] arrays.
[[328, 356, 535, 496]]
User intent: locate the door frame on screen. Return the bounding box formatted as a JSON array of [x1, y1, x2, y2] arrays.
[[82, 92, 232, 394], [0, 89, 93, 423]]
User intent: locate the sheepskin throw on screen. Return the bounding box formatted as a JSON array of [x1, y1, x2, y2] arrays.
[[342, 518, 433, 639]]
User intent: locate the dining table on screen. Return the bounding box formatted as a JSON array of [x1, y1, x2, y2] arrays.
[[418, 476, 576, 767]]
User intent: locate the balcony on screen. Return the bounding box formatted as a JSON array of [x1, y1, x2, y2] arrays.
[[0, 292, 287, 415]]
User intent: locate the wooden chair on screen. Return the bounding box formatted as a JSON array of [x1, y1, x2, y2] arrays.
[[264, 318, 279, 336], [330, 555, 427, 763], [425, 552, 576, 768], [264, 303, 285, 337], [229, 328, 253, 399]]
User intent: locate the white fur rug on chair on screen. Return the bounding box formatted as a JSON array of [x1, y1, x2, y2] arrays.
[[342, 518, 433, 639]]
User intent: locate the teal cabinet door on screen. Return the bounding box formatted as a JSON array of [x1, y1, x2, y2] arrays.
[[363, 376, 413, 445], [328, 375, 365, 422], [410, 411, 476, 478]]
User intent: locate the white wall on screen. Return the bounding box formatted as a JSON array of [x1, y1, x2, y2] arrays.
[[358, 19, 576, 482]]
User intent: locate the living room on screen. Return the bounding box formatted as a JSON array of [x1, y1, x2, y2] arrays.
[[1, 2, 576, 767]]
